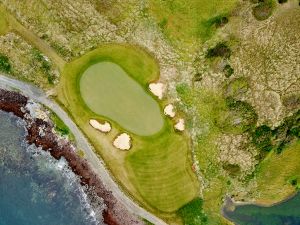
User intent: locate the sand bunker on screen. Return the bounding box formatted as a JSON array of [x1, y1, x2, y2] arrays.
[[113, 133, 131, 150], [149, 83, 164, 99], [164, 104, 176, 118], [89, 119, 111, 133], [175, 119, 185, 131]]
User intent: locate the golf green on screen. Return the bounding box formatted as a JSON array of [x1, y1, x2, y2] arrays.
[[80, 61, 164, 136]]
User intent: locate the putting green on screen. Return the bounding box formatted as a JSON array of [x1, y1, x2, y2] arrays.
[[80, 61, 164, 136]]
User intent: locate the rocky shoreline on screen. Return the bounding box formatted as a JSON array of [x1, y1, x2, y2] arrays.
[[0, 89, 144, 225]]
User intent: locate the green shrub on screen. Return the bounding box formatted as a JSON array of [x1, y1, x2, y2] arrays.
[[177, 198, 208, 225], [0, 54, 11, 73], [252, 0, 275, 21], [251, 125, 273, 152], [223, 64, 234, 78], [206, 42, 231, 59], [205, 15, 229, 28], [223, 163, 241, 177], [223, 97, 258, 133]]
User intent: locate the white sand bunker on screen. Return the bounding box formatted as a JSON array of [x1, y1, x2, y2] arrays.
[[175, 118, 185, 131], [113, 133, 131, 150], [164, 104, 176, 118], [89, 119, 111, 133], [149, 82, 164, 99]]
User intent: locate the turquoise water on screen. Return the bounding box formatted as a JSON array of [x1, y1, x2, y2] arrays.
[[223, 194, 300, 225], [0, 111, 103, 225]]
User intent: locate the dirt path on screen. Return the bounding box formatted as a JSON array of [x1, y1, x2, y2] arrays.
[[0, 74, 168, 225], [0, 5, 66, 71]]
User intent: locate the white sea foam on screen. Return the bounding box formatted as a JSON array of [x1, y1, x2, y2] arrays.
[[25, 145, 106, 225]]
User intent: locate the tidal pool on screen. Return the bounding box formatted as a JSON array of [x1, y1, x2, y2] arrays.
[[223, 194, 300, 225], [80, 61, 164, 136], [0, 111, 103, 225]]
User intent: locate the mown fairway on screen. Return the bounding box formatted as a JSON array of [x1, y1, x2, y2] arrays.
[[57, 44, 198, 216], [126, 129, 199, 212], [80, 61, 164, 136]]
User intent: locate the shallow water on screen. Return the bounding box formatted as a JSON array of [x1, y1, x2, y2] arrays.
[[223, 193, 300, 225], [0, 111, 103, 225]]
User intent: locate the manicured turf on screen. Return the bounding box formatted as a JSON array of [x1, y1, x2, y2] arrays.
[[57, 44, 198, 214], [126, 128, 198, 212], [80, 61, 164, 136]]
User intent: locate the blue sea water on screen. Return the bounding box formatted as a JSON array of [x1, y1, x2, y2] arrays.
[[0, 111, 103, 225]]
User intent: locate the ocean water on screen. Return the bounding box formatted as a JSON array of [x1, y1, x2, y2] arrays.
[[223, 193, 300, 225], [0, 110, 103, 225]]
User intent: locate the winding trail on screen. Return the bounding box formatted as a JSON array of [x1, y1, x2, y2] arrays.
[[0, 74, 168, 225]]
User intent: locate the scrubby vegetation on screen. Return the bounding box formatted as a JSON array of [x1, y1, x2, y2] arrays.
[[50, 111, 74, 141], [0, 54, 11, 73], [252, 0, 275, 20], [206, 42, 231, 59], [251, 110, 299, 153], [177, 198, 208, 225]]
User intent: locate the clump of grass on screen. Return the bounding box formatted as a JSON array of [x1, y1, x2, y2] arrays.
[[223, 64, 234, 78], [0, 54, 11, 73], [77, 149, 85, 158], [206, 42, 231, 59], [177, 198, 208, 225], [252, 0, 275, 21], [50, 111, 75, 141], [31, 48, 55, 84]]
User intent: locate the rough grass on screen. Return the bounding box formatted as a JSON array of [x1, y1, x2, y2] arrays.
[[148, 0, 238, 53], [57, 44, 199, 214], [0, 8, 9, 35], [254, 141, 300, 204]]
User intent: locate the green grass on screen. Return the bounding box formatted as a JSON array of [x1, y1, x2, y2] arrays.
[[80, 61, 164, 136], [126, 127, 198, 212], [49, 110, 75, 141], [148, 0, 238, 53], [254, 141, 300, 204], [57, 44, 198, 215]]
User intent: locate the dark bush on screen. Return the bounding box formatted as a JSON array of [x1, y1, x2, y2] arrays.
[[223, 164, 241, 177], [278, 0, 288, 3], [0, 54, 11, 73], [177, 198, 208, 225], [223, 64, 234, 78], [206, 15, 229, 28], [251, 125, 273, 152], [206, 42, 231, 59], [252, 1, 275, 21]]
